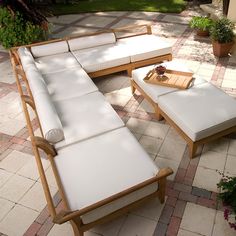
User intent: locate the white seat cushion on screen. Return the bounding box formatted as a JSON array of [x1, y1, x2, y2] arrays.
[[17, 47, 36, 71], [43, 68, 98, 101], [68, 32, 116, 51], [158, 83, 236, 141], [54, 92, 124, 149], [132, 61, 207, 103], [31, 41, 69, 58], [35, 52, 81, 74], [55, 127, 159, 223], [117, 34, 172, 62], [72, 43, 130, 73], [34, 91, 64, 143]]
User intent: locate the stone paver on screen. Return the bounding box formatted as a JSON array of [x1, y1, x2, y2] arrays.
[[1, 7, 236, 236], [180, 203, 216, 236]]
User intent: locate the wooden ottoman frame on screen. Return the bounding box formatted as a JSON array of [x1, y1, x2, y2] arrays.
[[131, 79, 236, 159]]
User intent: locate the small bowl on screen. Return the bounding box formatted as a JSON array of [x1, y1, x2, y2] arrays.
[[155, 65, 166, 76]]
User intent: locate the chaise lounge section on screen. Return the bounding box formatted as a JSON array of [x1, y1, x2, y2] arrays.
[[131, 61, 236, 158]]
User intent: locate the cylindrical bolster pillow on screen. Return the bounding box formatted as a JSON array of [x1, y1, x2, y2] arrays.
[[26, 66, 48, 97], [31, 41, 69, 58], [34, 91, 64, 143], [18, 47, 36, 71], [68, 32, 116, 51]]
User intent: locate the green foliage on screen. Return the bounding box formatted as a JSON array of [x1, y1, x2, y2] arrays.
[[189, 16, 213, 31], [50, 0, 186, 15], [217, 174, 236, 230], [0, 7, 47, 49], [217, 175, 236, 214], [210, 17, 235, 43]]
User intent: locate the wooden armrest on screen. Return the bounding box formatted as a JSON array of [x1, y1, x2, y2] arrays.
[[53, 167, 173, 224], [33, 136, 57, 157]]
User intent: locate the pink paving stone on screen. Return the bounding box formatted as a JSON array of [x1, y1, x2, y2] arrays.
[[173, 200, 186, 218], [189, 156, 200, 167], [21, 146, 34, 155], [23, 140, 33, 147], [183, 177, 194, 186], [0, 148, 12, 161], [175, 168, 187, 182], [10, 136, 25, 145], [35, 207, 50, 225], [0, 142, 12, 154], [211, 192, 218, 201], [185, 164, 197, 180], [167, 180, 174, 188], [179, 192, 197, 203], [197, 197, 217, 209], [166, 196, 178, 207], [179, 153, 190, 169], [166, 187, 180, 198], [166, 216, 181, 236], [153, 222, 168, 236], [23, 222, 42, 236], [37, 217, 54, 236], [174, 183, 192, 193], [9, 143, 24, 151], [159, 205, 174, 224]]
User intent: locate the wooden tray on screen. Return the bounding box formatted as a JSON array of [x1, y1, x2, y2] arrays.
[[143, 69, 194, 89]]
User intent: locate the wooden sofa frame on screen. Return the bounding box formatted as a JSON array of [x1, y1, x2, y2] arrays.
[[10, 25, 173, 236], [131, 79, 236, 159], [11, 24, 172, 78]]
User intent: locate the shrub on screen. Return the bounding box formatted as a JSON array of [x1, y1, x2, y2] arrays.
[[210, 17, 235, 43], [0, 7, 47, 49], [189, 16, 213, 31], [217, 174, 236, 230]]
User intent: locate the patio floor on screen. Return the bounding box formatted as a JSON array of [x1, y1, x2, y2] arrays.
[[0, 7, 236, 236]]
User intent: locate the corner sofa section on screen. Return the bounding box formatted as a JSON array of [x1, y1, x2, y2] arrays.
[[10, 24, 173, 236]]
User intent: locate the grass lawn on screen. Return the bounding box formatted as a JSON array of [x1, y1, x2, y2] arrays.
[[49, 0, 187, 15]]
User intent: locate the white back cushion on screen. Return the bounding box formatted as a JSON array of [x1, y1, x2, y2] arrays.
[[31, 41, 69, 58], [34, 91, 64, 143], [17, 47, 36, 71], [68, 33, 116, 51]]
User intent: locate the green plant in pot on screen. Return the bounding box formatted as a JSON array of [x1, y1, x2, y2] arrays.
[[189, 16, 213, 37], [217, 174, 236, 230], [210, 17, 235, 57]]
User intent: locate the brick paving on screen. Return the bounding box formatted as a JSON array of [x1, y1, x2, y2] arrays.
[[0, 7, 236, 236]]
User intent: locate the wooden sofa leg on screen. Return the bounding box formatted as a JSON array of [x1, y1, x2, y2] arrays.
[[158, 178, 167, 204], [189, 142, 198, 159], [70, 220, 83, 236], [127, 68, 132, 77]]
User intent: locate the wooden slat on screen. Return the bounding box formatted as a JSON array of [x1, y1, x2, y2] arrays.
[[143, 68, 194, 89]]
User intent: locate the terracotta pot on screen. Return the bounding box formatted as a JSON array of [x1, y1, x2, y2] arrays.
[[212, 41, 234, 57], [196, 29, 209, 37]]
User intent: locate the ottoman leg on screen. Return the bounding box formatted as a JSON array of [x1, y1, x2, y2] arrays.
[[189, 142, 198, 159], [130, 79, 136, 94]]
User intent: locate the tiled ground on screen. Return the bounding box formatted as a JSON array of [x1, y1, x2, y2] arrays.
[[0, 7, 236, 236]]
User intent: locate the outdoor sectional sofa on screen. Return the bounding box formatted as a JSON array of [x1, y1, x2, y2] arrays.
[[10, 25, 173, 236]]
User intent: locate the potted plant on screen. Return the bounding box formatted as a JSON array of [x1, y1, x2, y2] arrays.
[[217, 174, 236, 230], [210, 17, 235, 57], [189, 16, 213, 36]]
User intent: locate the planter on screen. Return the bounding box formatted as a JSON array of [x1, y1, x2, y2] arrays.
[[196, 29, 209, 37], [212, 41, 234, 57]]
